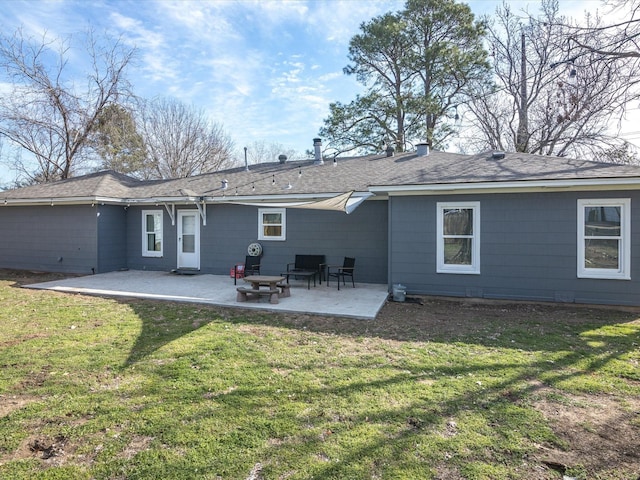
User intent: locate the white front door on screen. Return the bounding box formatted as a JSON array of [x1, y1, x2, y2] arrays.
[[177, 210, 200, 270]]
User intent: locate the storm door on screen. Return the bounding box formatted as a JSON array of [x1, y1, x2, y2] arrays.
[[177, 210, 200, 270]]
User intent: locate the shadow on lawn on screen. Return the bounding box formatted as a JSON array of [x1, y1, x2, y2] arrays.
[[5, 263, 635, 478], [119, 294, 640, 366], [121, 300, 222, 366], [119, 295, 640, 477]]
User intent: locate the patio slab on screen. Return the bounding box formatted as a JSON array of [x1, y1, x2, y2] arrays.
[[25, 270, 390, 320]]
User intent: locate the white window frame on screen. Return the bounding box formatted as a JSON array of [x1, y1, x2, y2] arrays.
[[142, 210, 163, 257], [258, 208, 286, 241], [577, 198, 630, 280], [437, 201, 480, 274]]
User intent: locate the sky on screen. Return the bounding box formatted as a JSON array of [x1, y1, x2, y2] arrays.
[[0, 0, 630, 184]]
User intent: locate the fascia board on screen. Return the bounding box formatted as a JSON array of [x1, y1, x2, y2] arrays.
[[369, 177, 640, 195], [1, 196, 124, 206]]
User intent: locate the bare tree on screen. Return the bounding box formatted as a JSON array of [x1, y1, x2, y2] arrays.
[[463, 0, 640, 161], [244, 140, 299, 165], [136, 97, 235, 179], [561, 0, 640, 61], [0, 28, 135, 183]]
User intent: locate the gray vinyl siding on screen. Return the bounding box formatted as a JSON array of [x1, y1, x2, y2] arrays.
[[390, 191, 640, 306], [202, 201, 388, 283], [256, 200, 387, 283], [126, 206, 178, 272], [0, 205, 97, 274], [97, 205, 127, 273], [125, 201, 387, 283]]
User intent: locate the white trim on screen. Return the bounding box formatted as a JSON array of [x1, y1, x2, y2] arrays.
[[163, 203, 175, 225], [371, 177, 640, 196], [0, 196, 125, 206], [437, 201, 480, 274], [577, 198, 630, 280], [142, 210, 163, 258], [258, 208, 286, 241]]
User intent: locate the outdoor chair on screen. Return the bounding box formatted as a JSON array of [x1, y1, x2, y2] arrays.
[[327, 257, 355, 290], [233, 255, 261, 285]]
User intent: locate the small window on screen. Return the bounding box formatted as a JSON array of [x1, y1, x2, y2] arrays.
[[577, 199, 630, 279], [437, 202, 480, 274], [142, 210, 163, 257], [258, 208, 286, 241]]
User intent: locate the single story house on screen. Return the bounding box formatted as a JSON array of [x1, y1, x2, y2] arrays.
[[2, 142, 640, 306]]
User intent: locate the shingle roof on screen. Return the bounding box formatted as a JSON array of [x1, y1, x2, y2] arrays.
[[3, 150, 640, 203], [1, 170, 147, 199]]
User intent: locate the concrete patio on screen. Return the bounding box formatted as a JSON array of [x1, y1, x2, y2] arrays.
[[25, 270, 390, 320]]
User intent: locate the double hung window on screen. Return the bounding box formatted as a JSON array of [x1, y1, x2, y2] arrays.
[[437, 202, 480, 274], [577, 199, 630, 279], [142, 210, 163, 257], [258, 208, 286, 241]]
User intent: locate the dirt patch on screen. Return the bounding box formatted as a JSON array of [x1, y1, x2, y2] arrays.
[[0, 394, 39, 418], [28, 435, 69, 460], [0, 268, 83, 286], [119, 435, 154, 460], [532, 388, 640, 478], [2, 434, 75, 468]]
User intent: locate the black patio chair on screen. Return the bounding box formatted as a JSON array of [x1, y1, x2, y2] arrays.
[[233, 255, 261, 285], [327, 257, 355, 290]]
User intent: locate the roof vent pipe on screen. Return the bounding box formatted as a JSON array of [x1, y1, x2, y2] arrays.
[[278, 154, 287, 164], [313, 138, 323, 165], [416, 143, 429, 156], [386, 145, 395, 157], [244, 147, 249, 171]]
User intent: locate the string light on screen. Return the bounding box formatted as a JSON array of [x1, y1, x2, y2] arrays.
[[204, 155, 320, 198]]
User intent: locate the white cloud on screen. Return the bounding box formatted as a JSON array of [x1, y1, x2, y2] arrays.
[[307, 0, 403, 44], [156, 0, 243, 45], [108, 11, 178, 84], [250, 0, 309, 23]]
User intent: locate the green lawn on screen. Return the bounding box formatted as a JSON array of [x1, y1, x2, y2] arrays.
[[0, 271, 638, 479]]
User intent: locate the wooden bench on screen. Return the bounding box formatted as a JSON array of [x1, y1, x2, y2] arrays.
[[236, 287, 279, 304]]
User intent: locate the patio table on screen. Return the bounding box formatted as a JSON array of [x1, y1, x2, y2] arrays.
[[237, 275, 287, 304], [243, 275, 285, 291]]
